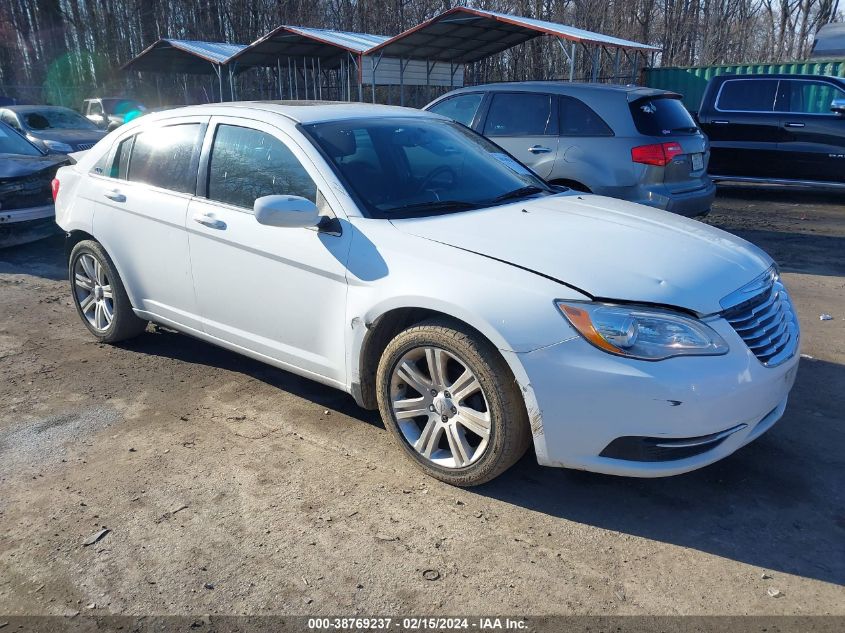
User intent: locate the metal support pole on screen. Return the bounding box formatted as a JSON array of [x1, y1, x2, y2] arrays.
[[277, 59, 282, 99], [317, 58, 322, 99], [613, 48, 621, 84], [399, 58, 406, 106], [570, 42, 576, 81], [591, 47, 600, 82]]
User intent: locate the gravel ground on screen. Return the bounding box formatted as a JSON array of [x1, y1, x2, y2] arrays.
[[0, 187, 843, 617]]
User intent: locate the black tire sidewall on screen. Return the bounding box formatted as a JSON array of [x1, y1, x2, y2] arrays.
[[377, 322, 526, 486], [68, 241, 137, 342]]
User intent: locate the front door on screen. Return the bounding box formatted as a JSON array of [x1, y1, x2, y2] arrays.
[[187, 117, 351, 384], [479, 92, 560, 179]]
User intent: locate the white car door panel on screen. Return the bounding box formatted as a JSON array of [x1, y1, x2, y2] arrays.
[[187, 117, 351, 383], [83, 117, 207, 329]]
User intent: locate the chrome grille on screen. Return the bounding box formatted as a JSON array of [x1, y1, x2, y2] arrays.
[[75, 142, 96, 151], [721, 269, 799, 367]]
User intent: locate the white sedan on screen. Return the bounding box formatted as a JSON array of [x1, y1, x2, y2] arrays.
[[53, 102, 800, 486]]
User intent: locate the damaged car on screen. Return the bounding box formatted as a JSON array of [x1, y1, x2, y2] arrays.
[[0, 121, 66, 249], [52, 103, 800, 485]]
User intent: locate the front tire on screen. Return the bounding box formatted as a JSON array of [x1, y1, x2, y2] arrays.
[[376, 318, 531, 486], [69, 240, 147, 343]]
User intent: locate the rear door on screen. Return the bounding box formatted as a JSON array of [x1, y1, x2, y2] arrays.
[[701, 78, 781, 177], [775, 79, 845, 183], [479, 92, 560, 178], [81, 117, 206, 328]]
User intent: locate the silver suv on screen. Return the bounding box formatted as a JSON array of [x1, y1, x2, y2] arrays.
[[425, 82, 716, 217]]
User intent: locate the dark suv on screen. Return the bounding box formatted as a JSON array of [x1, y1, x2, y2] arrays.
[[698, 74, 845, 188], [426, 82, 716, 217]]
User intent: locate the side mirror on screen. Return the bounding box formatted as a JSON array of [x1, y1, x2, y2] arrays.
[[254, 195, 320, 228], [831, 98, 845, 115]]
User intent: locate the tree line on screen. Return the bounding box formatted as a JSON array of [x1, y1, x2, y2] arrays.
[[0, 0, 841, 107]]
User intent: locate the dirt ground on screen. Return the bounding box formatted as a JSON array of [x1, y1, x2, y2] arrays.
[[0, 186, 843, 618]]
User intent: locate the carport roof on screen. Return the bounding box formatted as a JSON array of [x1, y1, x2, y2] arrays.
[[366, 7, 660, 64], [122, 39, 247, 74], [230, 26, 390, 69]]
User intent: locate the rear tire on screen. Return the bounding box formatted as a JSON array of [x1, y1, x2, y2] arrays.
[[69, 240, 147, 343], [376, 318, 531, 486]]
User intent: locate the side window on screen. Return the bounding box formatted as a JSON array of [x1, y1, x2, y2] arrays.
[[559, 96, 613, 136], [127, 124, 200, 194], [89, 102, 103, 116], [207, 124, 317, 210], [428, 93, 484, 127], [91, 135, 133, 178], [777, 80, 845, 114], [716, 79, 778, 112], [483, 93, 554, 136]]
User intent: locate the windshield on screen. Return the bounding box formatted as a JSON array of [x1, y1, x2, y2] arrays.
[[629, 97, 699, 136], [101, 99, 146, 116], [22, 108, 98, 131], [303, 117, 554, 218], [0, 122, 42, 156]]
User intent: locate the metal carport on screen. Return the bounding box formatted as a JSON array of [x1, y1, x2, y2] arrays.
[[121, 39, 246, 101], [365, 7, 661, 104], [228, 27, 389, 102]]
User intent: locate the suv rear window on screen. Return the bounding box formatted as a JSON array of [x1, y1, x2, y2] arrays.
[[629, 97, 698, 136]]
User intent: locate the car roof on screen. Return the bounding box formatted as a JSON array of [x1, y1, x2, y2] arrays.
[[145, 101, 438, 125], [2, 105, 79, 112], [435, 81, 677, 101], [710, 73, 845, 82]]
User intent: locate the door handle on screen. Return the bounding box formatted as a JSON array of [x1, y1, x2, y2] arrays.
[[784, 122, 805, 128], [192, 213, 226, 230], [528, 145, 552, 154], [103, 189, 125, 202], [712, 120, 730, 124]]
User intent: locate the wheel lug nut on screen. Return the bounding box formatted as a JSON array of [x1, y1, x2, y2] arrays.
[[430, 389, 437, 396], [451, 407, 457, 414], [441, 415, 448, 423], [444, 391, 451, 398], [428, 405, 435, 412]]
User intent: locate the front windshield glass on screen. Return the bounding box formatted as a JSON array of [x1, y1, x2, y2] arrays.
[[22, 108, 98, 131], [303, 117, 554, 218], [0, 122, 42, 156]]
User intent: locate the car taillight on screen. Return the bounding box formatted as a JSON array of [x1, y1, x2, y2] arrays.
[[631, 142, 685, 167], [51, 178, 60, 202]]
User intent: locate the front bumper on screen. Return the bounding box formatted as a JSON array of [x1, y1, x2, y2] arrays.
[[514, 317, 799, 477], [0, 205, 59, 249]]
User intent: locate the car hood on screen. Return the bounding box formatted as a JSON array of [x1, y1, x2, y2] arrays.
[[390, 193, 773, 315], [27, 129, 106, 144], [0, 153, 66, 179]]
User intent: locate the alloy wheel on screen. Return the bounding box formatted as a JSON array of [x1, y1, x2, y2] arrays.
[[389, 346, 491, 468], [73, 253, 114, 332]]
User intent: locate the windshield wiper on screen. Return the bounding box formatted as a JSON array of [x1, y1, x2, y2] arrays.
[[388, 200, 481, 215], [489, 185, 547, 204]]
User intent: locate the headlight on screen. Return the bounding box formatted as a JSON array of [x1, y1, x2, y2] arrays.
[[557, 301, 728, 360], [42, 139, 74, 153]]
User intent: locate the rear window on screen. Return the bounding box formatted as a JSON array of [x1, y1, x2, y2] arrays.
[[716, 79, 778, 112], [127, 123, 200, 194], [629, 97, 699, 136]]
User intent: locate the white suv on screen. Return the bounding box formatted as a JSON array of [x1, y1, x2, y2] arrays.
[[53, 102, 799, 485]]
